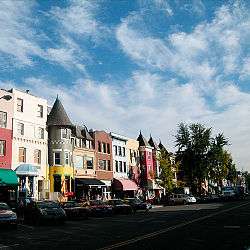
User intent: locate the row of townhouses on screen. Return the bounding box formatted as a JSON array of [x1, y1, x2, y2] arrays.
[[0, 88, 176, 204]]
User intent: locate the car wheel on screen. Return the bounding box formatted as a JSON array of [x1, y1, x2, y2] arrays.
[[183, 200, 187, 205]]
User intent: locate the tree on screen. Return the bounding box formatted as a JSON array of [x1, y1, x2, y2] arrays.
[[157, 149, 175, 193], [175, 123, 211, 194]]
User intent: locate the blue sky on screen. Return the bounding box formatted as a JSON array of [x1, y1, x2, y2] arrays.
[[1, 0, 250, 171]]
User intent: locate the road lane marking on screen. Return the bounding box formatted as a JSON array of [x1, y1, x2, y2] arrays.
[[98, 201, 250, 250]]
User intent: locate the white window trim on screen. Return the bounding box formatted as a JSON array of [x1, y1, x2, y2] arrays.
[[53, 151, 62, 166]]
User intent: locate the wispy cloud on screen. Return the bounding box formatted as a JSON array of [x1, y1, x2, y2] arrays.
[[0, 1, 44, 67]]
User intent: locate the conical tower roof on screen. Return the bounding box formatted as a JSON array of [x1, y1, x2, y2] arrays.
[[148, 135, 159, 149], [137, 131, 150, 147], [47, 97, 73, 127], [158, 141, 168, 152]]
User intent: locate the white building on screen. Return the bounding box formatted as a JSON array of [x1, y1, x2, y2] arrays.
[[9, 88, 48, 199], [110, 132, 128, 179]]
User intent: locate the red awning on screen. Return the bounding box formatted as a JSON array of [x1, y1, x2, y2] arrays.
[[113, 179, 138, 191]]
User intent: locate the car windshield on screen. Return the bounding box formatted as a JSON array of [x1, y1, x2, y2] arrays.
[[90, 200, 104, 206], [37, 202, 60, 209], [0, 203, 10, 210]]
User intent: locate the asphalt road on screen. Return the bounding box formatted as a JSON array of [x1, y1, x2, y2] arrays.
[[0, 200, 250, 250]]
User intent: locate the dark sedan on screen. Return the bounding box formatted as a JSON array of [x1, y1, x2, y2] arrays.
[[24, 201, 66, 225], [89, 200, 113, 217], [107, 199, 133, 214], [124, 198, 152, 211], [0, 202, 17, 229], [61, 201, 89, 220]]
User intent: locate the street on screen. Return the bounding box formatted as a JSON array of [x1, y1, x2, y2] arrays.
[[0, 200, 250, 250]]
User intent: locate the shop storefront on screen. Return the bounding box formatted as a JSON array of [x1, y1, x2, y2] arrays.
[[15, 164, 38, 199], [112, 178, 138, 198], [0, 169, 18, 208], [75, 178, 106, 200]]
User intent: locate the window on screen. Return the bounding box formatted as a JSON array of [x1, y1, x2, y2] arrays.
[[38, 127, 44, 139], [65, 152, 70, 165], [37, 105, 43, 118], [123, 147, 125, 157], [86, 140, 91, 149], [119, 161, 122, 172], [17, 122, 24, 135], [0, 140, 6, 156], [99, 160, 105, 170], [74, 155, 84, 169], [115, 161, 118, 172], [19, 147, 26, 163], [107, 144, 110, 154], [0, 111, 7, 128], [17, 98, 23, 112], [102, 143, 106, 153], [86, 157, 93, 169], [61, 128, 69, 139], [98, 141, 101, 152], [123, 162, 127, 173], [114, 145, 118, 155], [107, 160, 111, 171], [34, 149, 41, 164], [118, 146, 122, 156], [54, 152, 61, 165]]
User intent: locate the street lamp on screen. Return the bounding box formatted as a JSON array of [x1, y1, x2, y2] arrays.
[[0, 95, 12, 101]]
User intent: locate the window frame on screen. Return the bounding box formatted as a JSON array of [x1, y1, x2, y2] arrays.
[[17, 122, 24, 136], [34, 149, 41, 165], [0, 140, 6, 156], [19, 147, 26, 163], [65, 152, 70, 165], [37, 104, 43, 118], [0, 111, 7, 128], [17, 98, 23, 112], [54, 152, 61, 166]]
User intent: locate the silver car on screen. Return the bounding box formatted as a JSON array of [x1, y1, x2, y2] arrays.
[[169, 194, 196, 205], [0, 202, 17, 228]]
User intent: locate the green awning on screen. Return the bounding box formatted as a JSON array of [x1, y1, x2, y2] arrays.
[[0, 169, 18, 186]]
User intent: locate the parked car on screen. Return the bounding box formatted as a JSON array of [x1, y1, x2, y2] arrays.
[[124, 198, 152, 211], [24, 200, 66, 225], [0, 202, 17, 229], [88, 200, 113, 217], [107, 199, 133, 214], [199, 194, 221, 203], [168, 194, 196, 205], [61, 201, 89, 220]]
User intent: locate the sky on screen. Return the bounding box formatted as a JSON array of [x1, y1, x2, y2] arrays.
[[1, 0, 250, 171]]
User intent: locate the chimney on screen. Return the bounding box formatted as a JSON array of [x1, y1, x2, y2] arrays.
[[26, 89, 30, 94]]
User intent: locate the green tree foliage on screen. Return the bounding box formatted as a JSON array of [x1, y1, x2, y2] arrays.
[[157, 149, 175, 193], [175, 122, 236, 194]]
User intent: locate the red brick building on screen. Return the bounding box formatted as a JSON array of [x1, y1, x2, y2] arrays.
[[0, 90, 13, 169], [90, 130, 113, 199]]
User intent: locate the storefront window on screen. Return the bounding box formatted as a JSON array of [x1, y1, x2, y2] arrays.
[[54, 175, 61, 192]]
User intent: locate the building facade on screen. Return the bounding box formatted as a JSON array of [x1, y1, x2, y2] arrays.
[[126, 138, 140, 186], [137, 132, 154, 199], [47, 97, 74, 198], [91, 130, 113, 199], [111, 132, 138, 198], [0, 89, 13, 170], [72, 125, 105, 200], [8, 89, 48, 200]]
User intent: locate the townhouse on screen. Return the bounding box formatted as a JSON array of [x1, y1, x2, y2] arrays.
[[90, 130, 113, 199], [111, 132, 138, 198], [72, 125, 105, 200]]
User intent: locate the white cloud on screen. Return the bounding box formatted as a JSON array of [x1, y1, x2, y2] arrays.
[[49, 0, 109, 42], [0, 1, 44, 67]]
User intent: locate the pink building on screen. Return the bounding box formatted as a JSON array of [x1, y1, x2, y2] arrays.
[[0, 89, 13, 169]]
